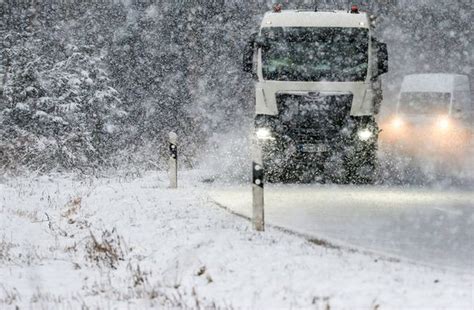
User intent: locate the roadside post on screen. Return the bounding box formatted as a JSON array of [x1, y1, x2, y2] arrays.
[[169, 132, 178, 189], [252, 140, 265, 231]]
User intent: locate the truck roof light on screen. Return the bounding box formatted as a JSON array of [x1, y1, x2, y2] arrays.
[[350, 5, 359, 14], [273, 3, 282, 13]]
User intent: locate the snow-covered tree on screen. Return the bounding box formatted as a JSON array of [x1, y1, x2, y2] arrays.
[[0, 2, 126, 172]]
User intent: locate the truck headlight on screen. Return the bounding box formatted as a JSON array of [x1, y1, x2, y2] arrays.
[[357, 128, 373, 141], [256, 128, 274, 140]]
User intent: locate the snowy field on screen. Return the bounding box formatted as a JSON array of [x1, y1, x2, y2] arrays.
[[1, 171, 473, 309]]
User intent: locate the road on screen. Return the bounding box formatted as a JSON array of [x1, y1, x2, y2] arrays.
[[207, 184, 474, 272]]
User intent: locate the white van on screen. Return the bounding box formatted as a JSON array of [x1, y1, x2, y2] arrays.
[[381, 73, 472, 161], [397, 74, 472, 124]]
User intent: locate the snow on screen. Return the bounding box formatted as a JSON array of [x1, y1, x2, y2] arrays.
[[0, 1, 473, 308], [14, 103, 29, 111], [1, 172, 472, 308]]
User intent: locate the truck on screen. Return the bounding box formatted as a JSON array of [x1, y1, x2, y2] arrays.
[[380, 73, 472, 165], [243, 4, 389, 184]]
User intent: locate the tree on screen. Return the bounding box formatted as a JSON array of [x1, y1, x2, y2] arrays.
[[0, 2, 126, 172]]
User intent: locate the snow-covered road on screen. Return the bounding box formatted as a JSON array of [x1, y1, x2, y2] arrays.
[[208, 184, 474, 272]]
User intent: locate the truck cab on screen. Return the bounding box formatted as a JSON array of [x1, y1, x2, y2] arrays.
[[243, 6, 388, 183]]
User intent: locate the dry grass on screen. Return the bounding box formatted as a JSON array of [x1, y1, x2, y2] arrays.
[[85, 228, 126, 269], [0, 238, 17, 263], [11, 209, 41, 222], [61, 197, 82, 218], [30, 288, 63, 305], [0, 286, 21, 305]]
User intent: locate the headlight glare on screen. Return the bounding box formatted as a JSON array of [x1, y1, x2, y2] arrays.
[[256, 127, 274, 140], [391, 117, 404, 129], [437, 117, 450, 130], [357, 128, 373, 141]]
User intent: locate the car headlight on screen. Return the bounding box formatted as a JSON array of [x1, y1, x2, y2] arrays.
[[436, 116, 450, 130], [357, 128, 374, 141], [256, 127, 274, 140], [391, 117, 404, 129]]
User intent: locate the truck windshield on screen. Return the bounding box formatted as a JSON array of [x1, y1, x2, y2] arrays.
[[261, 27, 369, 82], [398, 92, 451, 115]]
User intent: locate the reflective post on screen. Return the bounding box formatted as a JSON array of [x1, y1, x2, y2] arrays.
[[169, 132, 178, 189], [252, 140, 265, 231]]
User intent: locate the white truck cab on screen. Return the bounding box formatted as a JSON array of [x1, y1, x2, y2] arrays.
[[243, 5, 388, 183]]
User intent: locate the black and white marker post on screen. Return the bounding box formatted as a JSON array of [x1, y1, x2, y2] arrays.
[[169, 132, 178, 189], [252, 141, 265, 231]]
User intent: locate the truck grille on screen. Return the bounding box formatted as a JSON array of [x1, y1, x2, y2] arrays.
[[276, 93, 353, 143]]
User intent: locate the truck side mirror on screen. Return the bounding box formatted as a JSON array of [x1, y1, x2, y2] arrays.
[[243, 32, 257, 73], [376, 41, 388, 77], [254, 35, 269, 50]]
